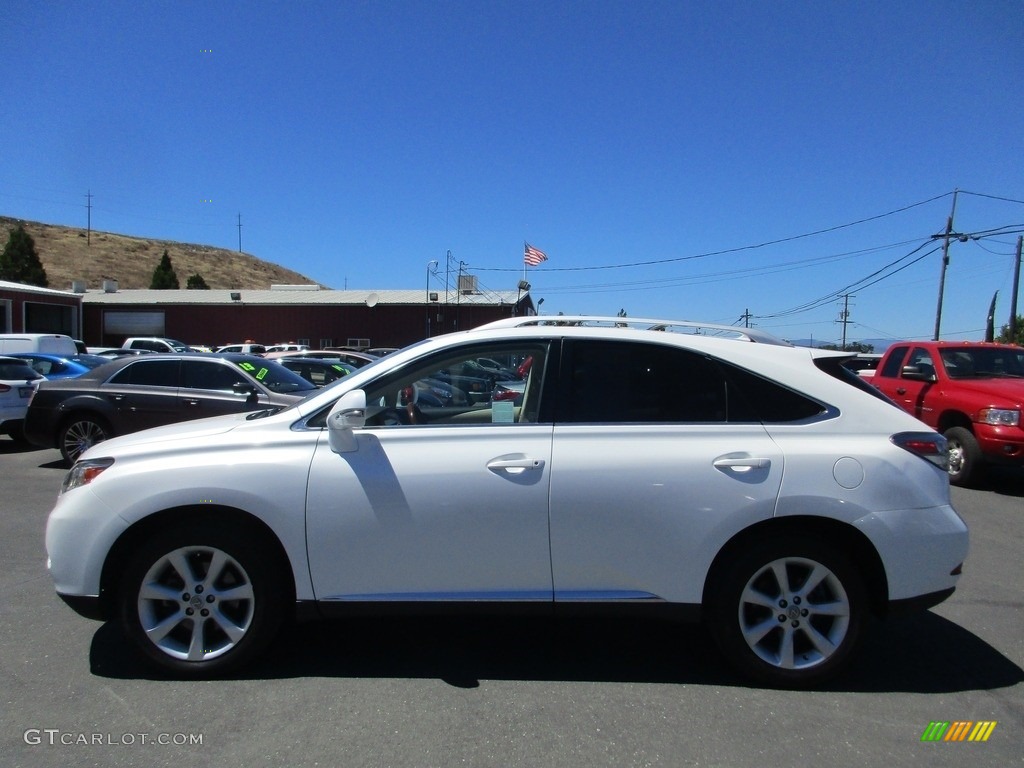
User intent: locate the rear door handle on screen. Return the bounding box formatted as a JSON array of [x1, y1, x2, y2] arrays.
[[713, 456, 771, 473]]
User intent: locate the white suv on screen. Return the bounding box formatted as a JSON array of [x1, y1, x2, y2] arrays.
[[45, 317, 968, 687]]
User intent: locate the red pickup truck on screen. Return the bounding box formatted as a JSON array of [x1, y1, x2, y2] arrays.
[[871, 341, 1024, 485]]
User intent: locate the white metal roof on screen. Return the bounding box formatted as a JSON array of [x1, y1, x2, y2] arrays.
[[0, 279, 81, 298], [80, 288, 524, 306]]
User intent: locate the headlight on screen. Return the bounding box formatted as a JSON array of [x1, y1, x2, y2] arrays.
[[61, 458, 115, 494], [978, 408, 1021, 427]]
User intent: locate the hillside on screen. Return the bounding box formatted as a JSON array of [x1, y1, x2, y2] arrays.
[[0, 216, 325, 291]]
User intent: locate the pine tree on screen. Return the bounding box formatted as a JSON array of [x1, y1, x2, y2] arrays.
[[150, 250, 180, 289], [998, 316, 1024, 345], [0, 224, 49, 287], [186, 273, 210, 289]]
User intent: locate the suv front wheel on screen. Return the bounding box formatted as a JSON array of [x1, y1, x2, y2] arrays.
[[119, 521, 289, 676]]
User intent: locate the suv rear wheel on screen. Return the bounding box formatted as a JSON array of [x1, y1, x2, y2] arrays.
[[707, 536, 866, 688]]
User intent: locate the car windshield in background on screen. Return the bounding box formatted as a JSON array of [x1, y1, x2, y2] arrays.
[[940, 347, 1024, 379], [70, 354, 112, 370], [233, 359, 317, 394]]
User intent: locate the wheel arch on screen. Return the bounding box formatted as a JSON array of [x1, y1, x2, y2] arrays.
[[96, 504, 297, 622], [56, 407, 114, 438], [702, 515, 889, 617], [936, 409, 973, 434]]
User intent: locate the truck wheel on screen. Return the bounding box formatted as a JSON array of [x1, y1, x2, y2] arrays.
[[944, 426, 983, 487]]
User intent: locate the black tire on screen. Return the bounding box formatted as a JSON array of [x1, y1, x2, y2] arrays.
[[118, 521, 289, 677], [58, 415, 111, 464], [944, 426, 984, 487], [706, 536, 867, 688]]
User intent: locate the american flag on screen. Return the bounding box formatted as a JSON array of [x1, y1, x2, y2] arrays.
[[524, 243, 548, 266]]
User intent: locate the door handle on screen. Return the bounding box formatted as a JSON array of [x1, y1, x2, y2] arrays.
[[487, 456, 545, 475], [183, 398, 200, 406], [896, 387, 906, 395], [713, 456, 771, 473]]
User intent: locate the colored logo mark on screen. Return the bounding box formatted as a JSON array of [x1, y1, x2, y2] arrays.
[[921, 721, 997, 742]]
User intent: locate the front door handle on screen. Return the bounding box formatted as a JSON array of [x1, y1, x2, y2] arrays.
[[487, 456, 545, 475]]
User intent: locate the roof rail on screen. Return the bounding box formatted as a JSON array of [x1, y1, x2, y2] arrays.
[[474, 316, 791, 346]]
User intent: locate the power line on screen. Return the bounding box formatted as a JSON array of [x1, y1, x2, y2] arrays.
[[473, 192, 954, 273]]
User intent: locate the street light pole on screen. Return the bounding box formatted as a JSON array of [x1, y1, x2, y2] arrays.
[[425, 260, 437, 338]]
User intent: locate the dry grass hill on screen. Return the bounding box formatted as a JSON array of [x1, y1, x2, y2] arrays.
[[0, 216, 324, 291]]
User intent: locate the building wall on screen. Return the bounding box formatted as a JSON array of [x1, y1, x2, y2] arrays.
[[0, 286, 82, 336], [83, 300, 521, 349]]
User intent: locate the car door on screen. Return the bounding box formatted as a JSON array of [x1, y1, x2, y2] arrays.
[[101, 359, 182, 431], [178, 360, 268, 419], [547, 340, 785, 606], [305, 341, 555, 604], [882, 346, 937, 423]]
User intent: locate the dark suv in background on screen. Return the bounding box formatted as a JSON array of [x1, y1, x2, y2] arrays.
[[24, 353, 316, 463]]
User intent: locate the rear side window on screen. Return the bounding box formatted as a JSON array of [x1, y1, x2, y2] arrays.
[[562, 340, 826, 424], [0, 362, 42, 380], [562, 341, 727, 423], [107, 360, 180, 387], [182, 361, 249, 391]]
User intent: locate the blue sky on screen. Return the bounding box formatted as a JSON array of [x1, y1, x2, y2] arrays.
[[2, 1, 1022, 345]]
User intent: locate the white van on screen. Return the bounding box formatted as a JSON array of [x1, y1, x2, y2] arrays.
[[0, 333, 79, 356]]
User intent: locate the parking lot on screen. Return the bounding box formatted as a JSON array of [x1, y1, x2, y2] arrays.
[[1, 439, 1021, 768]]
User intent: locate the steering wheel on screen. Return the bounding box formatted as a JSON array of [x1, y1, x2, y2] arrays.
[[380, 384, 421, 425], [399, 384, 423, 424]]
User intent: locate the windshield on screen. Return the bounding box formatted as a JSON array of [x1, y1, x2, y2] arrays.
[[70, 354, 113, 369], [233, 360, 318, 394], [940, 347, 1024, 379]]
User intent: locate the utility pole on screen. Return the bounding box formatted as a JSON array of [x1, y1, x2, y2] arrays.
[[1010, 236, 1022, 340], [933, 188, 959, 340], [836, 294, 854, 350], [85, 190, 92, 245], [739, 308, 753, 328], [237, 213, 243, 252]]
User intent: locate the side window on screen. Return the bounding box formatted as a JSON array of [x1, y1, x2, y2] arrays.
[[908, 347, 936, 378], [719, 363, 827, 422], [879, 346, 908, 378], [563, 341, 729, 424], [361, 342, 548, 427], [182, 361, 248, 392], [107, 360, 180, 386]]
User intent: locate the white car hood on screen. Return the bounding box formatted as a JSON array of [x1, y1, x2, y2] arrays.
[[77, 411, 255, 459]]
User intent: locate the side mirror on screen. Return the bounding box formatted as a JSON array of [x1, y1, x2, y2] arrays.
[[232, 381, 260, 403], [327, 389, 367, 453], [901, 365, 937, 383]]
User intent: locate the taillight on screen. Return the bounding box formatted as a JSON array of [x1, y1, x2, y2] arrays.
[[0, 383, 10, 393], [891, 431, 949, 471]]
